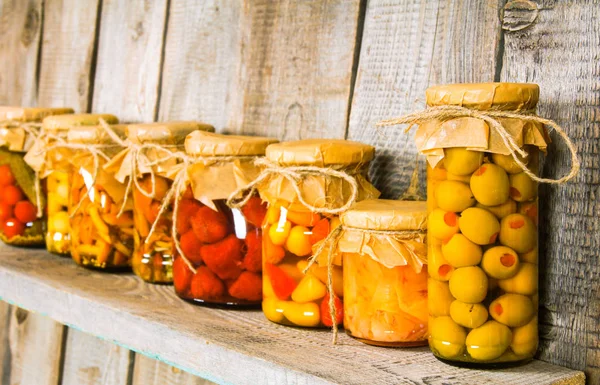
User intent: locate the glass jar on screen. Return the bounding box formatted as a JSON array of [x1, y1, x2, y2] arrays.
[[115, 121, 213, 283], [258, 139, 380, 328], [340, 200, 428, 347], [172, 131, 278, 306], [0, 107, 73, 246], [67, 124, 133, 270], [37, 114, 119, 256], [417, 83, 547, 367]]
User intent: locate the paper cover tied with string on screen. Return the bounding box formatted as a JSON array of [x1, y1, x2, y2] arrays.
[[0, 106, 73, 247], [169, 131, 278, 307], [338, 199, 428, 347], [102, 121, 213, 284]]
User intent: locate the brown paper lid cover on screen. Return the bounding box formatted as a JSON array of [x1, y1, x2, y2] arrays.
[[266, 139, 374, 166], [125, 121, 214, 145], [67, 124, 127, 144], [426, 83, 539, 111], [42, 113, 119, 130], [341, 199, 427, 231], [185, 131, 278, 156], [0, 107, 74, 122]]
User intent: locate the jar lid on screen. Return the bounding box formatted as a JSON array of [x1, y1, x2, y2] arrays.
[[0, 107, 74, 122], [426, 83, 539, 111], [266, 139, 374, 166], [185, 131, 278, 156], [341, 199, 427, 231], [67, 124, 127, 144], [125, 121, 214, 145], [42, 113, 119, 130]]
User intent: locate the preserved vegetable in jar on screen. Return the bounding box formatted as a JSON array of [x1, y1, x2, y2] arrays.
[[339, 200, 428, 347], [0, 107, 73, 246], [172, 131, 278, 306], [380, 83, 579, 367], [67, 123, 132, 270], [106, 121, 213, 283], [238, 139, 380, 328], [26, 113, 119, 256]]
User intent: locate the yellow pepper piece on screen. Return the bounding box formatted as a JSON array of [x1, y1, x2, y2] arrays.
[[262, 298, 285, 323], [285, 226, 312, 256], [286, 210, 321, 227], [281, 301, 321, 327], [291, 274, 327, 303], [88, 206, 112, 244], [268, 221, 291, 245]]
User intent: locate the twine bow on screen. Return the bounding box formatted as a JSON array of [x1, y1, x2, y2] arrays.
[[227, 158, 360, 214], [377, 105, 580, 184], [305, 225, 426, 344]]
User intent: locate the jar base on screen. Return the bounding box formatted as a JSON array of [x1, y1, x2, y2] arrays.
[[347, 332, 428, 348], [183, 297, 261, 310], [434, 355, 533, 369]]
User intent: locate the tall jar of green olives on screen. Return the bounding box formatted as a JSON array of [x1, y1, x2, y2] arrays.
[[419, 83, 549, 367]]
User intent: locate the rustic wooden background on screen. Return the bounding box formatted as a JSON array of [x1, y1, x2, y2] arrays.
[[0, 0, 597, 384]]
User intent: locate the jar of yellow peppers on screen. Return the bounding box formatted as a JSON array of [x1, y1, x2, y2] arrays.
[[66, 123, 132, 270], [0, 107, 73, 246], [255, 139, 380, 328]]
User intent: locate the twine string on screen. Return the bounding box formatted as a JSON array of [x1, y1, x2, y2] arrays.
[[377, 105, 580, 184]]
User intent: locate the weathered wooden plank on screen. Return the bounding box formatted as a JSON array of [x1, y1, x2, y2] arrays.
[[5, 307, 64, 385], [0, 248, 585, 385], [499, 0, 600, 382], [132, 355, 213, 385], [0, 301, 10, 384], [37, 0, 101, 111], [346, 0, 503, 198], [159, 0, 362, 139], [0, 0, 43, 106], [61, 328, 133, 385], [92, 0, 168, 122]]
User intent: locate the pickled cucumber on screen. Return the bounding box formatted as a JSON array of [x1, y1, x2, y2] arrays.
[[459, 207, 500, 245], [441, 234, 482, 268], [450, 300, 488, 329], [511, 316, 538, 356], [470, 164, 510, 206], [428, 279, 454, 317], [428, 245, 454, 281], [444, 148, 483, 175], [497, 263, 538, 295], [492, 152, 529, 174], [509, 172, 537, 202], [489, 293, 534, 327], [435, 180, 475, 212], [476, 199, 517, 219], [465, 321, 512, 361], [499, 213, 537, 253], [449, 266, 488, 304], [430, 316, 467, 358], [428, 208, 459, 241], [481, 246, 520, 279]]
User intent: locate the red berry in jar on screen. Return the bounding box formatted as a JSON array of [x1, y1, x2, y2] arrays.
[[0, 165, 16, 186], [2, 185, 24, 206], [3, 218, 25, 239], [14, 201, 37, 223]]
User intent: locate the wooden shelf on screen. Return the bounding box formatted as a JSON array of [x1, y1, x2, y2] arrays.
[[0, 244, 585, 385]]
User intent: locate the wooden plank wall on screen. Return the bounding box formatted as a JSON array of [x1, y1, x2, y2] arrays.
[[0, 0, 598, 384]]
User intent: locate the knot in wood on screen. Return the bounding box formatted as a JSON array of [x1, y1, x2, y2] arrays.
[[501, 0, 539, 32]]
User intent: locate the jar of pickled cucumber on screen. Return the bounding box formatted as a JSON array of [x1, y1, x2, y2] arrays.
[[66, 123, 133, 270], [0, 106, 73, 246], [25, 114, 119, 256], [108, 121, 213, 283], [413, 83, 550, 367], [172, 131, 278, 306], [340, 200, 428, 347], [256, 139, 380, 328]]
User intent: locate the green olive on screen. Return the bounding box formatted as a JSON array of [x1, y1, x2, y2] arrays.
[[466, 320, 512, 361], [481, 246, 520, 279], [497, 263, 538, 295], [476, 199, 517, 219], [435, 180, 476, 212], [459, 207, 500, 245], [428, 245, 454, 281], [520, 247, 538, 264], [428, 208, 459, 241], [489, 293, 534, 327], [442, 234, 482, 267], [499, 213, 537, 253], [450, 300, 488, 329], [518, 201, 538, 226], [449, 266, 488, 304], [430, 316, 467, 358], [444, 148, 483, 175], [511, 316, 538, 357], [428, 279, 455, 317], [447, 172, 471, 183], [492, 152, 529, 174], [470, 164, 510, 206], [509, 172, 537, 202]]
